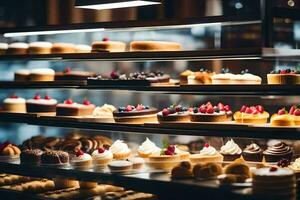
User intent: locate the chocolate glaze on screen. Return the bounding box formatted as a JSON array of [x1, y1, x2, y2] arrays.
[[113, 107, 158, 117], [20, 149, 43, 164], [41, 150, 69, 165], [263, 142, 292, 156]]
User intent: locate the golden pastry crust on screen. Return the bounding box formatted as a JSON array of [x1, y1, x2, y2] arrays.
[[270, 114, 296, 126], [51, 43, 75, 54], [267, 74, 300, 85], [0, 144, 21, 156], [233, 111, 269, 124], [224, 158, 251, 178]]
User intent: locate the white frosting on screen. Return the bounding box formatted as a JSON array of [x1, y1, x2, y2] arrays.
[[128, 157, 144, 164], [15, 69, 30, 75], [109, 140, 131, 154], [26, 98, 57, 105], [29, 42, 53, 48], [138, 138, 161, 155], [75, 44, 92, 51], [8, 43, 29, 49], [92, 149, 113, 160], [30, 68, 55, 75], [290, 158, 300, 170], [72, 153, 92, 162], [108, 160, 132, 168], [231, 74, 262, 81], [175, 146, 189, 155], [200, 145, 218, 156], [254, 168, 294, 176], [220, 139, 242, 155], [212, 73, 234, 80], [92, 104, 116, 118], [3, 97, 26, 104], [0, 43, 8, 49], [57, 102, 95, 109]]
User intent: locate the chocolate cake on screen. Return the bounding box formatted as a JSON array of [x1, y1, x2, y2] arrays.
[[20, 149, 43, 165], [41, 150, 69, 165]]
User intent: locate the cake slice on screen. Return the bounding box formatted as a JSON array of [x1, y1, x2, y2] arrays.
[[56, 99, 96, 116]]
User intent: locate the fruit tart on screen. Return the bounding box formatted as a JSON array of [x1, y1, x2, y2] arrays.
[[190, 102, 232, 122], [113, 104, 158, 124], [157, 105, 190, 123], [267, 69, 300, 85], [233, 105, 269, 124], [271, 106, 300, 126]]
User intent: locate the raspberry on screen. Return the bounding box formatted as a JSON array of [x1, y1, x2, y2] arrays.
[[162, 108, 170, 116], [98, 148, 105, 154], [34, 94, 41, 100], [76, 150, 84, 157], [83, 100, 91, 106], [65, 99, 73, 104]]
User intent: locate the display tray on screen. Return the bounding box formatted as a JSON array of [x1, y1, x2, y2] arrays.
[[40, 115, 115, 123], [87, 79, 179, 87], [0, 80, 87, 89]]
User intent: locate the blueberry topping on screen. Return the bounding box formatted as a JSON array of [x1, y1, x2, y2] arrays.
[[193, 107, 198, 113], [119, 107, 126, 112], [169, 108, 176, 114], [215, 108, 220, 113], [286, 69, 291, 73], [145, 106, 150, 109]]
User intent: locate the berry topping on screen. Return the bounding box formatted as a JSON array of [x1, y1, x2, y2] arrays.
[[289, 105, 297, 115], [162, 108, 170, 116], [218, 103, 224, 111], [102, 37, 109, 42], [126, 105, 133, 112], [240, 105, 247, 112], [10, 95, 18, 99], [175, 105, 182, 113], [199, 106, 207, 114], [245, 107, 253, 114], [223, 105, 231, 112], [65, 99, 73, 104], [204, 143, 210, 148], [34, 94, 41, 100], [76, 150, 84, 157], [256, 105, 264, 113], [83, 100, 91, 106], [206, 107, 214, 114], [278, 108, 287, 115], [294, 109, 300, 116], [110, 71, 119, 79], [164, 145, 176, 155], [269, 166, 278, 172], [277, 158, 290, 168], [280, 70, 287, 74], [44, 95, 51, 100], [98, 148, 105, 154], [136, 104, 145, 111], [64, 67, 71, 74]]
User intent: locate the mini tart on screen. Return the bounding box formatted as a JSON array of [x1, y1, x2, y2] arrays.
[[175, 146, 190, 160], [26, 95, 57, 114], [92, 148, 113, 166], [51, 43, 76, 54], [14, 69, 30, 81], [138, 138, 161, 158], [29, 68, 55, 82], [157, 105, 190, 123], [267, 69, 300, 85], [91, 40, 126, 52], [180, 70, 194, 85], [71, 151, 92, 170], [263, 142, 293, 163], [220, 139, 242, 161], [190, 144, 223, 164], [2, 95, 26, 113], [148, 154, 181, 172], [28, 42, 52, 54], [113, 105, 158, 124], [130, 41, 181, 52], [187, 71, 214, 85], [234, 105, 269, 124], [108, 160, 133, 172], [190, 102, 232, 122], [56, 99, 95, 117], [20, 149, 43, 165], [7, 43, 29, 55], [109, 140, 131, 160], [271, 114, 296, 126]]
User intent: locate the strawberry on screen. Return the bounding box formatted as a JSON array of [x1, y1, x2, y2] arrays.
[[250, 106, 257, 112], [164, 150, 173, 155], [98, 148, 105, 154], [206, 107, 214, 114], [65, 99, 73, 104], [256, 105, 264, 113], [76, 150, 84, 157], [294, 109, 300, 116], [44, 95, 51, 100], [102, 37, 109, 42], [188, 107, 194, 112], [34, 94, 41, 100], [167, 145, 176, 152], [280, 70, 287, 74], [224, 105, 231, 112], [199, 106, 207, 114], [136, 104, 144, 111], [278, 108, 286, 115], [64, 67, 71, 74], [175, 106, 182, 113], [110, 71, 119, 79], [253, 110, 259, 114], [217, 103, 224, 111], [240, 105, 247, 113], [126, 105, 133, 112], [162, 108, 170, 116], [83, 100, 91, 106], [245, 107, 253, 114], [289, 105, 297, 115], [269, 166, 278, 172]]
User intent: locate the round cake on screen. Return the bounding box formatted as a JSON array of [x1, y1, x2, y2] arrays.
[[263, 142, 293, 163], [130, 41, 181, 52], [41, 150, 69, 166], [2, 95, 26, 113], [20, 149, 43, 165], [56, 99, 96, 117], [28, 42, 52, 54], [0, 43, 8, 55], [29, 68, 55, 81], [51, 43, 76, 54], [234, 105, 269, 124], [113, 104, 158, 124], [157, 105, 190, 123], [7, 43, 29, 55], [267, 69, 300, 85], [14, 69, 30, 81], [91, 38, 126, 52], [26, 94, 57, 114]]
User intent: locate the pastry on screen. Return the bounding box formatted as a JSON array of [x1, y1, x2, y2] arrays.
[[224, 158, 251, 178], [56, 99, 96, 116], [53, 178, 79, 189], [21, 136, 46, 150], [0, 175, 31, 187], [79, 181, 98, 189], [267, 69, 300, 85], [26, 94, 57, 114], [233, 105, 269, 124], [29, 68, 55, 81], [252, 167, 296, 199], [2, 179, 55, 193], [7, 43, 29, 55], [190, 102, 232, 122], [92, 104, 116, 122], [0, 43, 8, 54], [51, 43, 76, 54], [219, 174, 249, 185], [193, 162, 223, 179], [289, 157, 300, 177], [212, 69, 262, 84], [157, 105, 190, 123], [242, 143, 263, 162], [55, 67, 96, 81], [187, 70, 215, 85], [0, 142, 21, 163], [263, 142, 293, 163], [108, 160, 133, 172], [14, 69, 30, 81], [92, 147, 113, 167], [137, 138, 161, 158], [41, 150, 69, 166], [271, 106, 300, 126], [28, 42, 52, 54], [102, 190, 157, 200], [43, 137, 61, 150], [180, 70, 194, 85], [113, 104, 158, 124], [130, 41, 181, 51], [109, 140, 131, 160], [74, 44, 91, 53], [171, 161, 193, 179], [91, 38, 126, 52], [59, 140, 82, 154], [190, 143, 223, 164], [71, 150, 92, 170], [20, 149, 43, 165], [128, 157, 145, 170], [2, 95, 26, 113], [175, 146, 190, 160], [220, 139, 242, 161]]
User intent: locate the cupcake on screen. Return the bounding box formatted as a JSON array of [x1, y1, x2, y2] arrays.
[[137, 138, 161, 158], [20, 149, 43, 165], [0, 142, 21, 163], [71, 150, 92, 170], [190, 143, 223, 164], [220, 139, 242, 161], [263, 142, 293, 163], [242, 143, 263, 162], [109, 140, 131, 160], [92, 147, 113, 167]]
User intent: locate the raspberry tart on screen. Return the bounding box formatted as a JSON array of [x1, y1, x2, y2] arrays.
[[190, 102, 232, 122], [113, 104, 158, 124], [56, 99, 96, 117], [267, 69, 300, 84], [157, 105, 190, 123], [2, 95, 26, 113], [233, 105, 269, 124], [271, 106, 300, 126], [26, 94, 57, 114]]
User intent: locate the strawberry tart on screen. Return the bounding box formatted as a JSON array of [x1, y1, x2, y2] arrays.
[[190, 102, 232, 122], [157, 105, 190, 123], [271, 106, 300, 126], [26, 94, 57, 114], [56, 99, 96, 116], [2, 95, 26, 113], [113, 104, 158, 124], [267, 69, 300, 85], [233, 105, 269, 124]]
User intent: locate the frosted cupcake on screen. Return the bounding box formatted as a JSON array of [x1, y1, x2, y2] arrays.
[[220, 139, 242, 161], [71, 150, 92, 170], [138, 138, 161, 158], [109, 140, 131, 160], [92, 147, 113, 167], [190, 143, 223, 164]]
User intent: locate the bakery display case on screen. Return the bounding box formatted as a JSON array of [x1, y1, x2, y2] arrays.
[[0, 0, 299, 200]]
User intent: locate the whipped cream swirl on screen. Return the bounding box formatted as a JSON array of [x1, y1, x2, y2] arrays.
[[138, 138, 161, 155], [109, 140, 131, 154], [92, 149, 113, 160], [243, 143, 262, 154], [200, 145, 218, 156], [72, 153, 92, 162], [220, 139, 242, 155]]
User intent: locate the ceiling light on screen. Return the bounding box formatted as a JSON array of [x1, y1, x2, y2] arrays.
[[75, 0, 161, 10]]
